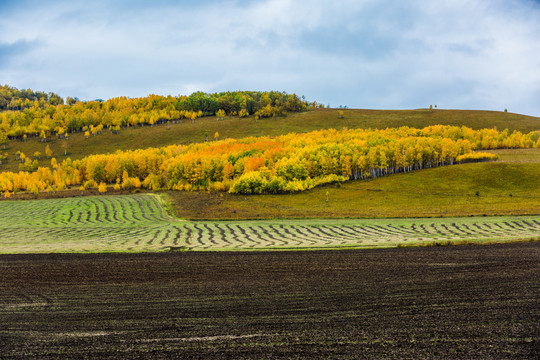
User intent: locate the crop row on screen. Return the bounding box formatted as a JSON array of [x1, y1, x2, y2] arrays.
[[0, 194, 172, 227], [0, 195, 538, 253]]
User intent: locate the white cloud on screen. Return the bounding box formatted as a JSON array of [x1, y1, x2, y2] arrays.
[[0, 0, 539, 116]]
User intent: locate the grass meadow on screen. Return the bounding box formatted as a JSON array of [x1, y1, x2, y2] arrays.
[[0, 109, 537, 359]]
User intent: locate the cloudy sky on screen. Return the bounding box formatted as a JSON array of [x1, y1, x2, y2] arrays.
[[1, 0, 539, 116]]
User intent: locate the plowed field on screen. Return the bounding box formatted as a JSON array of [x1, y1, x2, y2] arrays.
[[1, 243, 538, 359]]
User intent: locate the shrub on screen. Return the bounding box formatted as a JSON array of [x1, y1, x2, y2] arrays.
[[456, 152, 499, 163]]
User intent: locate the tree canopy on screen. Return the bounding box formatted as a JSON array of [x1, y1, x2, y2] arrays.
[[0, 85, 315, 140], [0, 84, 63, 111]]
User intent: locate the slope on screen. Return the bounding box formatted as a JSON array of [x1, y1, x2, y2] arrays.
[[166, 148, 540, 219], [0, 108, 538, 173]]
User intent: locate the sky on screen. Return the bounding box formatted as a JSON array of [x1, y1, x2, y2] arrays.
[[1, 0, 540, 116]]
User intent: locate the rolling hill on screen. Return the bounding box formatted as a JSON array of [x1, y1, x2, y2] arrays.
[[0, 108, 538, 173], [1, 107, 538, 219]]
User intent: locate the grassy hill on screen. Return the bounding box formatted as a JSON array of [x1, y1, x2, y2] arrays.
[[1, 108, 539, 220], [166, 148, 540, 220], [0, 108, 538, 173]]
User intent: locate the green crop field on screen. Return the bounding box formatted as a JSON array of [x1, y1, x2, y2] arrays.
[[0, 194, 538, 254]]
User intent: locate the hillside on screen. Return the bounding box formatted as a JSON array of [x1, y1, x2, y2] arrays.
[[1, 107, 539, 220], [0, 108, 538, 173], [166, 148, 540, 219]]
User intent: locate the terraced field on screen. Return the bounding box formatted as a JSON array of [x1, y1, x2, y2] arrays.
[[0, 194, 538, 253]]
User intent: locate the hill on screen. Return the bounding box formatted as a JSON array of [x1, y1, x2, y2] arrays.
[[166, 148, 540, 219], [0, 108, 538, 220], [0, 108, 538, 173]]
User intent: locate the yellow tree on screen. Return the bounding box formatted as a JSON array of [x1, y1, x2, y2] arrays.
[[40, 130, 48, 142], [45, 144, 53, 158], [57, 127, 66, 139], [216, 109, 226, 120], [0, 131, 7, 149], [104, 156, 122, 183], [0, 152, 7, 165], [62, 140, 69, 155], [222, 162, 235, 181], [98, 182, 107, 193], [341, 155, 352, 178]]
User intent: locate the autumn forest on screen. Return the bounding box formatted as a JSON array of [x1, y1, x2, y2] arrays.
[[1, 84, 539, 198]]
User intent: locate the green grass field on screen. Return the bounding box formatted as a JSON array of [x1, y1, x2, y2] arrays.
[[1, 108, 538, 173], [0, 194, 538, 253]]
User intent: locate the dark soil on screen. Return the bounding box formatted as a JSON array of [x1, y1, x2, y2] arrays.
[[1, 243, 538, 359]]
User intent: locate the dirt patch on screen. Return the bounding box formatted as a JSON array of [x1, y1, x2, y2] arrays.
[[0, 243, 538, 359]]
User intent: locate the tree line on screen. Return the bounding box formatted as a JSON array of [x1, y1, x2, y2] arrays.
[[0, 85, 316, 140], [0, 85, 64, 111], [1, 125, 538, 197]]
